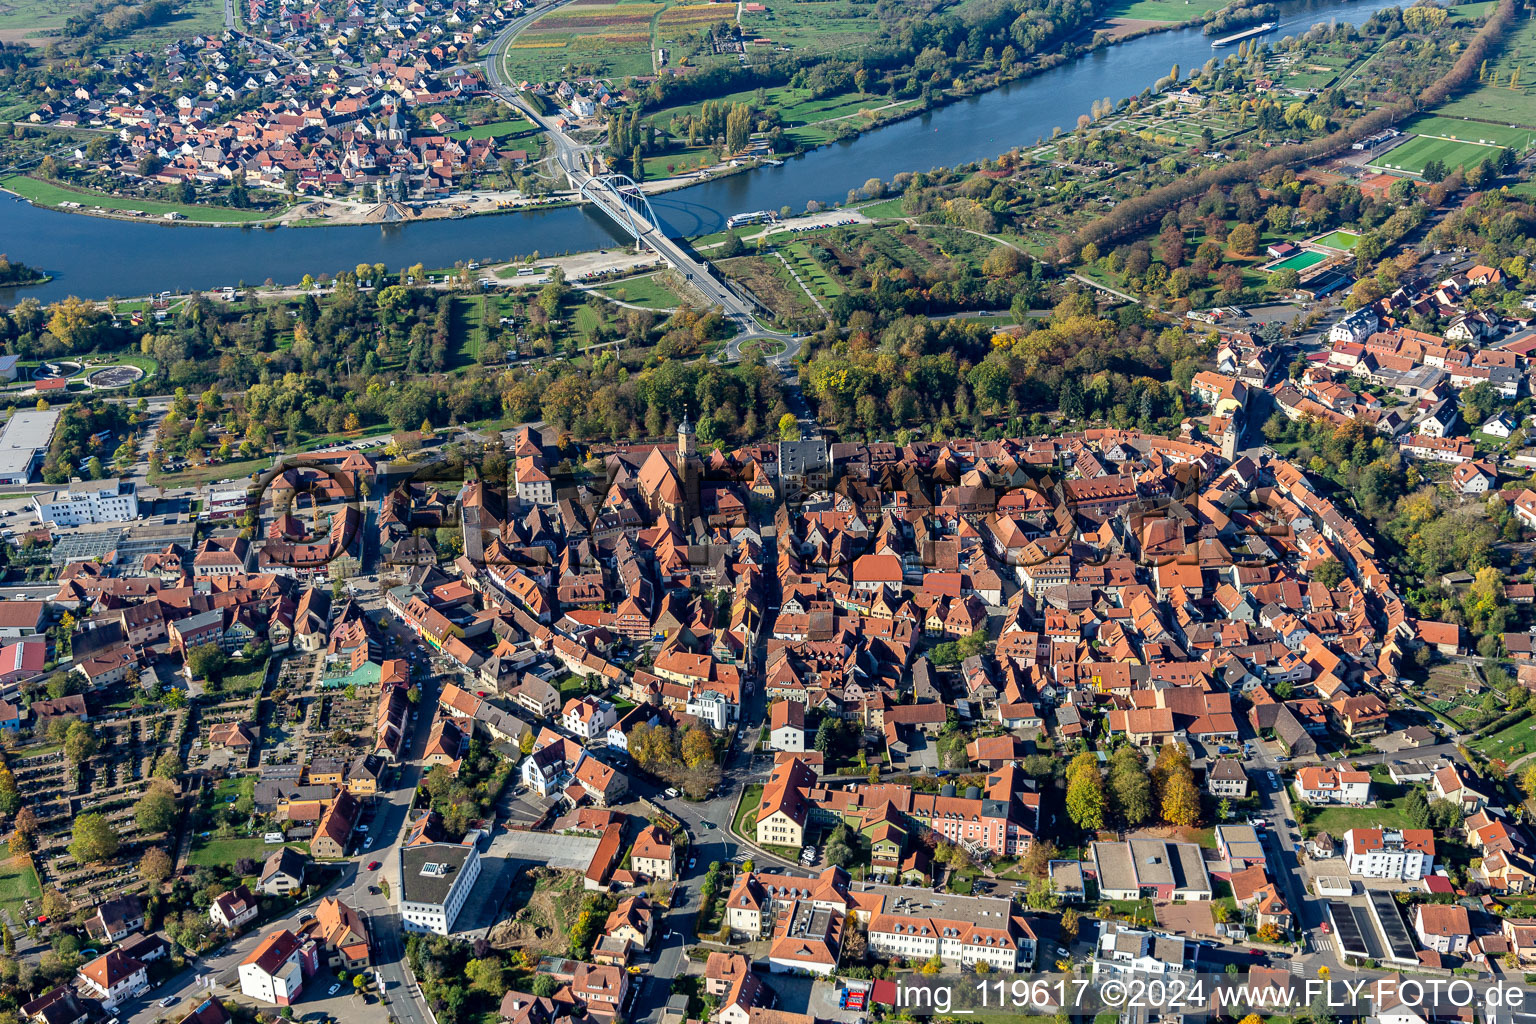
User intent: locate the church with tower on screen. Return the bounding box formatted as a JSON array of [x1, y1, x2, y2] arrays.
[[630, 415, 703, 526]]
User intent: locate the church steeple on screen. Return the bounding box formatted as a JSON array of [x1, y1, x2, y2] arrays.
[[678, 411, 696, 458]]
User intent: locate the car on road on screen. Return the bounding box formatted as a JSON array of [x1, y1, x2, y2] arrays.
[[160, 997, 179, 1008], [1248, 949, 1263, 958], [702, 820, 716, 829], [688, 857, 697, 869], [663, 788, 679, 799], [368, 861, 381, 870]]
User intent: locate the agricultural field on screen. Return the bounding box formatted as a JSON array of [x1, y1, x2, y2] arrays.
[[1368, 133, 1507, 175], [737, 0, 881, 56], [0, 0, 75, 43], [1436, 12, 1536, 127], [1097, 0, 1227, 23], [501, 0, 665, 82], [0, 0, 222, 47]]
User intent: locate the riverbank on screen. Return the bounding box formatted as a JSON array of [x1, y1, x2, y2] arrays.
[[0, 173, 584, 228]]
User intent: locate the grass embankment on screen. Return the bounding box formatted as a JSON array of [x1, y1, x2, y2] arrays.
[[3, 175, 275, 223]]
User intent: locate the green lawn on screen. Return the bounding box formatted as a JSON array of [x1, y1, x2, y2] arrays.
[[0, 0, 222, 46], [1304, 800, 1410, 837], [733, 783, 764, 840], [860, 197, 908, 219], [594, 273, 684, 309], [215, 658, 269, 696], [449, 119, 539, 141], [214, 776, 256, 802], [147, 457, 271, 489], [1100, 0, 1228, 21], [2, 175, 274, 223], [0, 857, 42, 926], [1472, 714, 1536, 765], [188, 836, 301, 868]]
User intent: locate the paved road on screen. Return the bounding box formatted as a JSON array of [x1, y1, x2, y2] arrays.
[[482, 9, 802, 360]]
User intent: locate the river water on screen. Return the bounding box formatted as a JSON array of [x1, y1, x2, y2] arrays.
[[0, 0, 1403, 302]]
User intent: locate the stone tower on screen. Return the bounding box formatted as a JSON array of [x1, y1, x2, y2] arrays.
[[678, 411, 696, 459]]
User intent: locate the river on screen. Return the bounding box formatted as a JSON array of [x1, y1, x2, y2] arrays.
[[0, 0, 1404, 303]]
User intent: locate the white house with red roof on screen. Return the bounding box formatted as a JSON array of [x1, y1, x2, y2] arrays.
[[237, 929, 316, 1005], [1294, 765, 1371, 806], [1342, 828, 1435, 881], [562, 696, 617, 739]]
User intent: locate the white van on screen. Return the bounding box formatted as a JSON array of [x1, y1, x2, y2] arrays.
[[264, 832, 285, 844]]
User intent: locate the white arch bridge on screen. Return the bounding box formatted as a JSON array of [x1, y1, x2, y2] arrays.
[[577, 172, 660, 248]]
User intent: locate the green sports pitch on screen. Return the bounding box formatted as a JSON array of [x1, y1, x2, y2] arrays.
[[1269, 250, 1327, 273], [1310, 230, 1359, 251], [1369, 133, 1506, 176]]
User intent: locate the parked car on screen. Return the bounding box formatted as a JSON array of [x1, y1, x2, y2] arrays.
[[328, 984, 341, 996], [368, 861, 381, 871]]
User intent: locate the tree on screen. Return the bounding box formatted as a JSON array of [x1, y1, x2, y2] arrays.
[[63, 720, 96, 765], [1061, 907, 1080, 943], [824, 824, 859, 869], [680, 726, 715, 768], [139, 847, 174, 886], [1152, 743, 1194, 811], [1025, 878, 1059, 910], [1226, 223, 1259, 256], [920, 955, 944, 975], [532, 974, 557, 998], [68, 812, 120, 865], [1162, 770, 1201, 827], [1405, 787, 1431, 830], [1065, 752, 1106, 831], [134, 785, 177, 834], [778, 413, 801, 441], [465, 957, 505, 993], [1108, 746, 1153, 826], [814, 718, 838, 754], [187, 644, 227, 680], [1313, 558, 1346, 588]]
